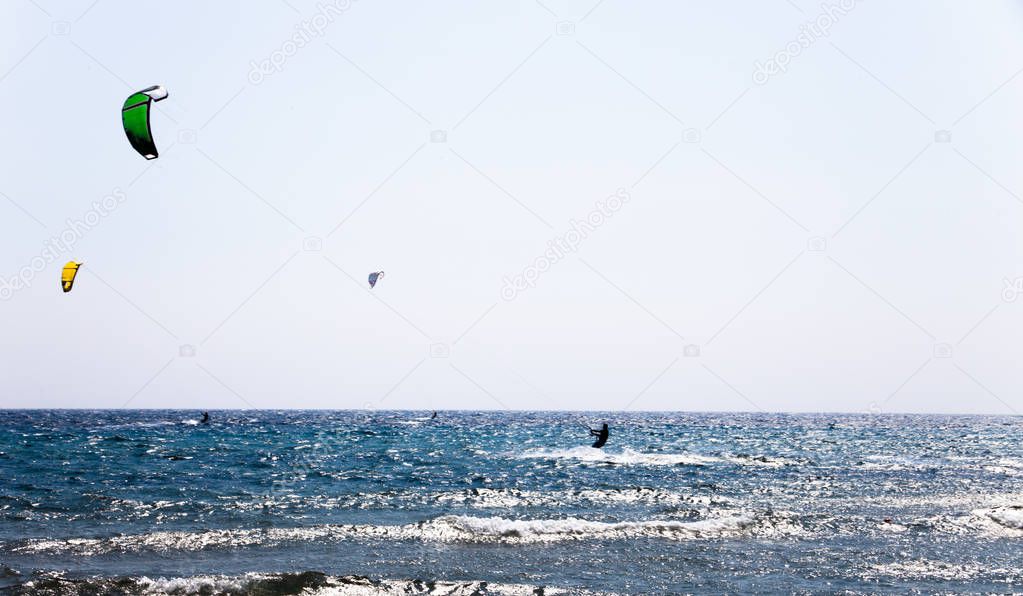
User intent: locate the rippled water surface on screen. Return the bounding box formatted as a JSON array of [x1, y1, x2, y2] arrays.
[[1, 410, 1021, 594]]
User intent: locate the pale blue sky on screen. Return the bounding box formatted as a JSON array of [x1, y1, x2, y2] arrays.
[[1, 0, 1022, 413]]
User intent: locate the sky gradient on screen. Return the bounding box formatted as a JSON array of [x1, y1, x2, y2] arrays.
[[2, 0, 1022, 413]]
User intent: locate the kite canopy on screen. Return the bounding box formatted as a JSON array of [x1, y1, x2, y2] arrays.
[[122, 85, 168, 159], [61, 261, 82, 293], [368, 271, 385, 289]]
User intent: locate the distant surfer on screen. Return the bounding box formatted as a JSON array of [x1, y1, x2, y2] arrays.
[[201, 412, 209, 424], [431, 411, 437, 419], [589, 423, 609, 449]]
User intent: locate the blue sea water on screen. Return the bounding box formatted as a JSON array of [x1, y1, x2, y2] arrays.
[[0, 410, 1021, 594]]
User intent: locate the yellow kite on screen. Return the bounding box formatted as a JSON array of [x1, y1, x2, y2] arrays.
[[61, 261, 82, 293]]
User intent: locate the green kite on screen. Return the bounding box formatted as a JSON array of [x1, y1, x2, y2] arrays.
[[122, 85, 168, 160]]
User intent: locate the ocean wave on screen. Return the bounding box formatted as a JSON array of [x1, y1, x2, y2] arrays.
[[850, 490, 1023, 510], [854, 455, 947, 473], [430, 487, 727, 510], [16, 487, 727, 524], [866, 559, 1020, 582], [912, 504, 1023, 538], [5, 571, 598, 595], [721, 453, 800, 468], [11, 511, 801, 555], [517, 447, 721, 466], [984, 465, 1023, 477], [437, 513, 766, 541], [977, 506, 1023, 532], [985, 458, 1023, 476], [516, 447, 798, 468]]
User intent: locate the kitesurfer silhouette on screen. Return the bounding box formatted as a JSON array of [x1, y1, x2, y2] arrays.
[[201, 412, 209, 424], [589, 423, 609, 449]]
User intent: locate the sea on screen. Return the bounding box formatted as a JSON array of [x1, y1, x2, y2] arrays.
[[0, 410, 1021, 595]]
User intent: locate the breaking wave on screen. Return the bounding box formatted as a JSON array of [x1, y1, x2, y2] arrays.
[[867, 560, 1022, 582], [908, 504, 1023, 538], [517, 447, 721, 466], [3, 571, 598, 595], [516, 447, 798, 468], [11, 511, 803, 556], [976, 506, 1023, 533], [430, 487, 727, 509]]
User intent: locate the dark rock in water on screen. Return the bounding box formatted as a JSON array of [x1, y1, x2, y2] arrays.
[[251, 570, 331, 593], [337, 575, 376, 586]]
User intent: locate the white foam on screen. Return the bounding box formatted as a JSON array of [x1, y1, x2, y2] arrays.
[[916, 504, 1023, 538], [984, 465, 1023, 476], [14, 511, 791, 555], [137, 574, 256, 593], [852, 490, 1023, 510], [47, 573, 599, 596], [877, 521, 908, 533], [435, 514, 754, 541], [722, 454, 799, 468], [868, 559, 1014, 581], [304, 581, 585, 596], [980, 506, 1023, 531], [517, 446, 720, 466], [516, 447, 799, 468], [431, 487, 726, 509]]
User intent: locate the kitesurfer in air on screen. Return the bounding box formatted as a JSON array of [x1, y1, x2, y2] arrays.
[[589, 423, 609, 449]]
